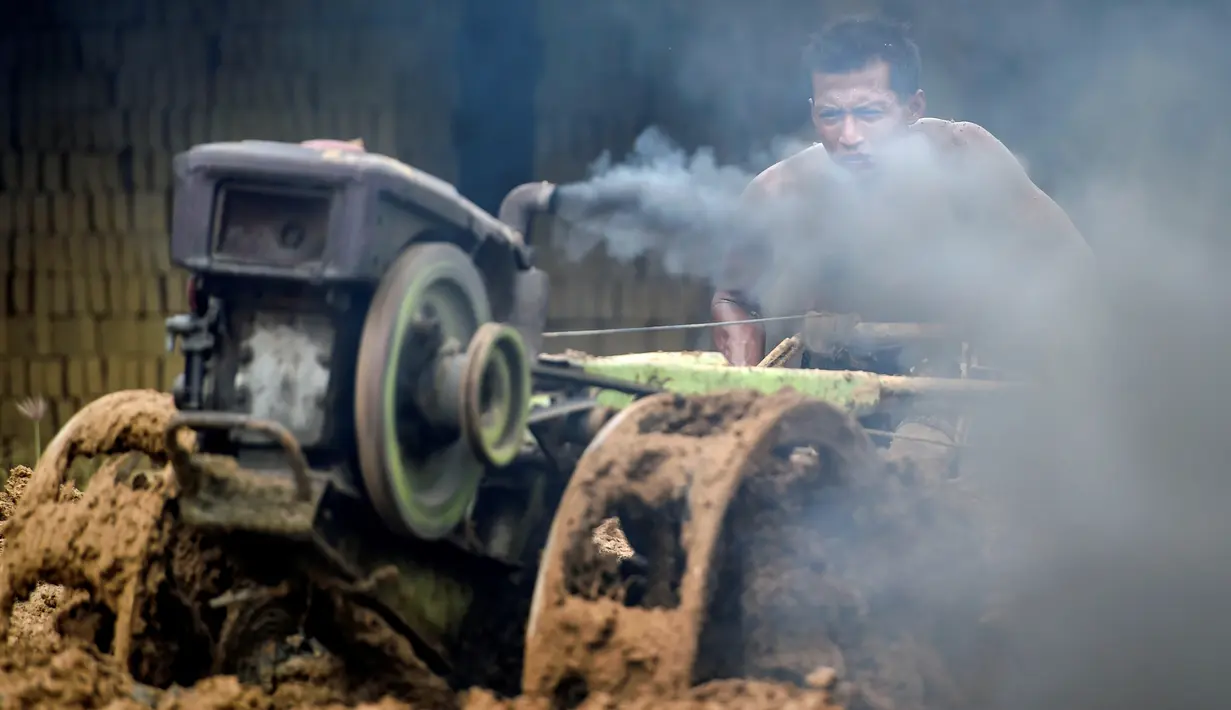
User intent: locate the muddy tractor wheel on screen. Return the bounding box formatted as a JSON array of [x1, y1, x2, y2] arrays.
[[0, 389, 187, 664], [20, 389, 184, 508], [0, 388, 458, 701], [523, 390, 880, 705]]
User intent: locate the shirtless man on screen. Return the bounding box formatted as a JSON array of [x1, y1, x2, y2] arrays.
[[711, 17, 1094, 464]]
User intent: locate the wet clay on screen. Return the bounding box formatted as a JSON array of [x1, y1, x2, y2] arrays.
[[461, 679, 843, 709], [0, 466, 32, 555], [2, 466, 87, 655], [527, 389, 999, 710], [0, 639, 138, 709], [0, 455, 454, 710], [523, 390, 880, 705], [0, 455, 176, 666], [0, 385, 996, 710], [0, 389, 178, 663], [590, 518, 632, 560], [22, 390, 184, 509]]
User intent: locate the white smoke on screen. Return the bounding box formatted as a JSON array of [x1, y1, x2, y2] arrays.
[[544, 4, 1231, 709]]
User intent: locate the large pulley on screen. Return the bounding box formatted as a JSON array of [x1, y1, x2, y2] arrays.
[[355, 242, 531, 539]]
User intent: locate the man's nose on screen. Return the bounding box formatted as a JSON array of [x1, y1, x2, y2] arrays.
[[838, 116, 863, 148]]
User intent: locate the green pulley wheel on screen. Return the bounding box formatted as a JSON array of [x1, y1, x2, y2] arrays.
[[355, 241, 493, 539]]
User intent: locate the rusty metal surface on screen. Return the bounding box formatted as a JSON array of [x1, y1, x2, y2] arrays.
[[212, 183, 332, 266], [175, 454, 321, 538], [165, 411, 313, 502], [171, 140, 532, 281], [459, 323, 531, 468]]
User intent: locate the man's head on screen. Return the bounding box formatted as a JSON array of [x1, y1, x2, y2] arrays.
[[803, 17, 925, 171]]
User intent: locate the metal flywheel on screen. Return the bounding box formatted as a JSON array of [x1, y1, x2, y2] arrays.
[[355, 241, 531, 539]]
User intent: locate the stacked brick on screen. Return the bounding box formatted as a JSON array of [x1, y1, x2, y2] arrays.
[[0, 0, 762, 466], [0, 0, 462, 469], [532, 0, 714, 356]]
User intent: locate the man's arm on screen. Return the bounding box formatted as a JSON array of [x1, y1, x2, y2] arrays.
[[947, 121, 1093, 268], [943, 121, 1097, 374], [710, 166, 786, 365], [711, 281, 767, 366]]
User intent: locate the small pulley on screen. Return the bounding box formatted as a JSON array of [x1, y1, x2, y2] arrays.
[[355, 242, 531, 539]]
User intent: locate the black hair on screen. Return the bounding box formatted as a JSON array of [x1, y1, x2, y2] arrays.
[[803, 16, 922, 99]]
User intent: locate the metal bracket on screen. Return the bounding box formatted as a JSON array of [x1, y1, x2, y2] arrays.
[[164, 412, 313, 502]]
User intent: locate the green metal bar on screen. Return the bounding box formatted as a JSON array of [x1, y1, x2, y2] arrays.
[[571, 351, 1015, 416]]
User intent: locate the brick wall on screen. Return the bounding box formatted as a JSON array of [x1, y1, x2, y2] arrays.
[[524, 0, 1046, 357], [0, 0, 1060, 466], [527, 0, 867, 357], [0, 0, 462, 468]]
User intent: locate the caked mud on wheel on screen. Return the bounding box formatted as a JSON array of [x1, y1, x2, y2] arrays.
[[0, 389, 453, 707], [523, 389, 880, 705], [0, 390, 183, 658]]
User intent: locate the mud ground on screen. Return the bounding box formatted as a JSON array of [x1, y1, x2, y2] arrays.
[[0, 464, 842, 710], [0, 390, 993, 710]]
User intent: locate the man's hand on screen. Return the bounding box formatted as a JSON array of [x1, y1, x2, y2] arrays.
[[802, 311, 861, 356], [712, 294, 765, 366]]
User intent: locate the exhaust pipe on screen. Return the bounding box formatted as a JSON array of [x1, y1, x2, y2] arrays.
[[497, 179, 674, 358], [498, 181, 561, 360], [497, 181, 559, 240], [500, 180, 659, 239]]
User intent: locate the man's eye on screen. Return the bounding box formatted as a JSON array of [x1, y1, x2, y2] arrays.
[[854, 108, 886, 120], [818, 110, 843, 123]]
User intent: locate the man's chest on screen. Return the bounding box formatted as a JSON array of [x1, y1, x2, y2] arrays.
[[769, 183, 983, 319]]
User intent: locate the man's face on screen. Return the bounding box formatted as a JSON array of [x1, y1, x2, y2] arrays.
[[810, 60, 924, 172]]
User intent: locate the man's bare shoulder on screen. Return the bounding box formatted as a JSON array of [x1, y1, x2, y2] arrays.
[[916, 119, 1094, 259], [743, 142, 832, 199], [911, 118, 1018, 163]]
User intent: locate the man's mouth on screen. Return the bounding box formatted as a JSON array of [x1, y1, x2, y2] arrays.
[[835, 153, 873, 168]]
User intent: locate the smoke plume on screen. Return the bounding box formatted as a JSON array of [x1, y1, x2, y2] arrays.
[[547, 3, 1231, 708], [551, 127, 809, 277]]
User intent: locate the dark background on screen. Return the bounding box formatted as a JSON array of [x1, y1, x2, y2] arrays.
[[3, 3, 1231, 710], [1, 0, 1227, 442]]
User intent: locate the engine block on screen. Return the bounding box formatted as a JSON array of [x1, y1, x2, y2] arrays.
[[164, 141, 538, 473]]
